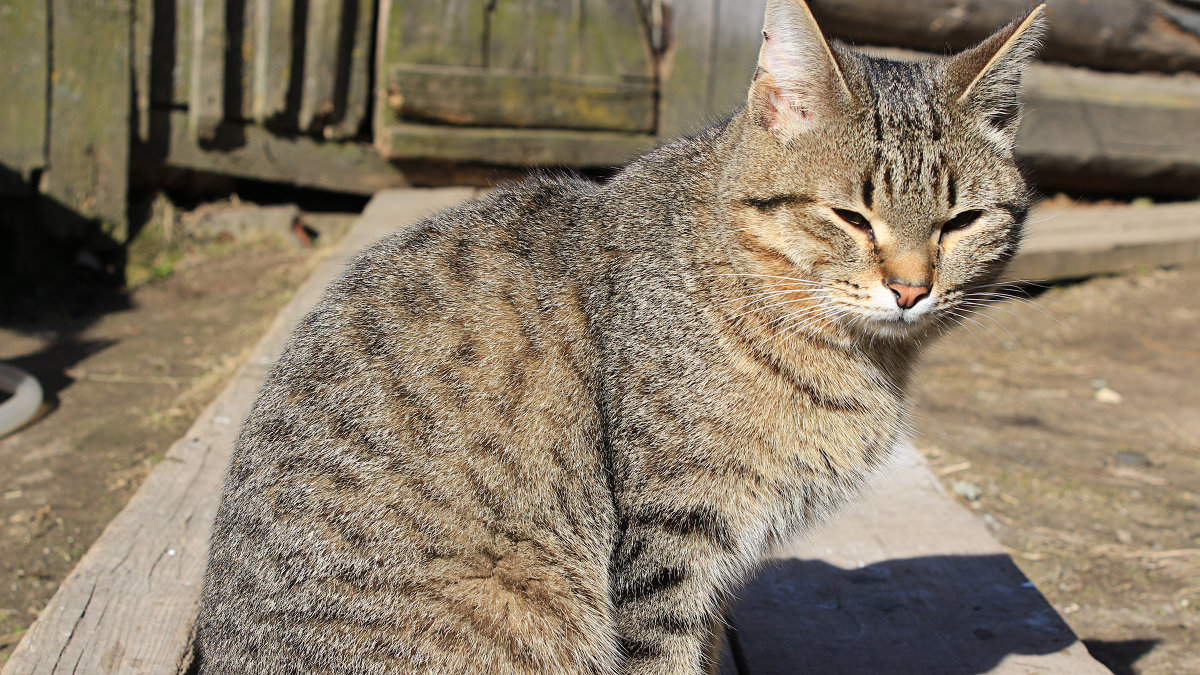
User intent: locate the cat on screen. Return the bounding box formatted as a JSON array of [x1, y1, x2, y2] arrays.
[[197, 1, 1047, 673]]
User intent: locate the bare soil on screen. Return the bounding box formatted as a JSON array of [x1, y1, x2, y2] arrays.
[[0, 207, 352, 660], [914, 265, 1200, 675], [0, 200, 1196, 672]]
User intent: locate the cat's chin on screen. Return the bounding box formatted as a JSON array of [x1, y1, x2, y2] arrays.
[[845, 309, 943, 342]]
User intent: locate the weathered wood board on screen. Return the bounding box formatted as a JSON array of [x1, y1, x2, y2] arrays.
[[376, 121, 656, 168], [188, 0, 225, 141], [1, 188, 477, 675], [388, 65, 656, 132], [730, 444, 1110, 674], [1008, 200, 1200, 282], [375, 0, 658, 145], [0, 0, 49, 189], [39, 0, 133, 240], [158, 110, 408, 195], [807, 0, 1200, 74]]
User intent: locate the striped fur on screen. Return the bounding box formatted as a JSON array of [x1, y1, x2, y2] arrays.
[[198, 2, 1046, 673]]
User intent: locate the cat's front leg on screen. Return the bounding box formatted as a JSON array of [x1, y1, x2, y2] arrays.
[[610, 509, 747, 674]]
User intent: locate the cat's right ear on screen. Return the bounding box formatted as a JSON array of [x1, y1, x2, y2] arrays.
[[748, 0, 852, 139]]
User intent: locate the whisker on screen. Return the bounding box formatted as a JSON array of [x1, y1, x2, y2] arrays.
[[726, 296, 818, 323], [1024, 197, 1081, 228], [715, 287, 815, 307], [944, 307, 1007, 343], [768, 304, 845, 343], [968, 291, 1064, 326]]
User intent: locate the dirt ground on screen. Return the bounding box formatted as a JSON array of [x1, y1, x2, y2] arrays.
[[1, 200, 1197, 672], [0, 204, 353, 660], [914, 265, 1200, 675]]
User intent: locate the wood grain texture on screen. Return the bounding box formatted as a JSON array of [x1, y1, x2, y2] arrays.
[[250, 0, 295, 123], [657, 0, 717, 138], [1007, 200, 1200, 282], [388, 65, 655, 132], [159, 109, 407, 194], [188, 0, 225, 141], [0, 0, 48, 184], [297, 0, 344, 131], [730, 444, 1110, 674], [327, 0, 377, 139], [806, 0, 1200, 74], [40, 0, 132, 239], [381, 0, 487, 67], [1, 188, 478, 675], [376, 120, 655, 166]]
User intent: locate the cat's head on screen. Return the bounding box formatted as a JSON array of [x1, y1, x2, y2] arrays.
[[724, 0, 1046, 341]]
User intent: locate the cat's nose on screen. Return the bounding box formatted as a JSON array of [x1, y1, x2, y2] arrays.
[[887, 281, 930, 309]]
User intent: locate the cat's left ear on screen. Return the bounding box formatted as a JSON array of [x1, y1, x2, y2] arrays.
[[945, 4, 1048, 151], [749, 0, 853, 139]]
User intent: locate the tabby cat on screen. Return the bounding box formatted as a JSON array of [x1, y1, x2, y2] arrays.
[[198, 1, 1047, 672]]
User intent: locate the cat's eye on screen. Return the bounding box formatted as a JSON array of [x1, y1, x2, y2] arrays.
[[940, 209, 985, 237], [832, 209, 873, 236]]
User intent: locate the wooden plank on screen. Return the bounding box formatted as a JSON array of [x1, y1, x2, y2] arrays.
[[574, 0, 656, 80], [1006, 201, 1200, 282], [164, 0, 194, 106], [40, 0, 132, 240], [298, 0, 344, 131], [376, 0, 489, 144], [484, 0, 655, 80], [707, 0, 763, 121], [188, 0, 225, 140], [376, 120, 655, 167], [0, 188, 478, 675], [132, 0, 154, 142], [327, 0, 376, 139], [806, 0, 1200, 74], [381, 0, 486, 67], [657, 0, 717, 138], [730, 444, 1109, 674], [1018, 65, 1200, 196], [250, 0, 294, 123], [0, 0, 49, 183], [159, 109, 408, 194], [486, 0, 581, 76], [389, 65, 655, 132]]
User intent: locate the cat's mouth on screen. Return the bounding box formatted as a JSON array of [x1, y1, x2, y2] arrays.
[[837, 288, 943, 338]]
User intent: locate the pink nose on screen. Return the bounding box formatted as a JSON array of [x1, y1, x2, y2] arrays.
[[887, 281, 930, 309]]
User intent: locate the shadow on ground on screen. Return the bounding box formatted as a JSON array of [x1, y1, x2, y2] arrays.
[[728, 554, 1117, 674], [1083, 639, 1158, 675]]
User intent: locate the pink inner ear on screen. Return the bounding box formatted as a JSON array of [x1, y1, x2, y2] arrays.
[[760, 32, 820, 124]]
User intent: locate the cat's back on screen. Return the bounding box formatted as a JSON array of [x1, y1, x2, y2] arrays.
[[198, 175, 619, 674]]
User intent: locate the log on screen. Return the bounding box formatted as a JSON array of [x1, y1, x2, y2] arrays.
[[807, 0, 1200, 74]]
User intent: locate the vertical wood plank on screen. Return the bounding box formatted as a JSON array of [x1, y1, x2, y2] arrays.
[[380, 0, 487, 67], [707, 0, 762, 118], [132, 0, 154, 142], [169, 0, 193, 106], [189, 0, 226, 140], [41, 0, 132, 239], [487, 0, 581, 76], [298, 0, 344, 131], [329, 0, 378, 138], [252, 0, 294, 122], [657, 0, 717, 137], [0, 0, 49, 183], [486, 0, 654, 79], [576, 0, 655, 79], [375, 0, 488, 139]]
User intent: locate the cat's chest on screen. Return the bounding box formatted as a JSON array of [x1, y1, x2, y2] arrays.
[[727, 346, 907, 500]]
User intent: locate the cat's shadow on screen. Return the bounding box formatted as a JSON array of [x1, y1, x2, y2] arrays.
[[723, 553, 1113, 674]]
